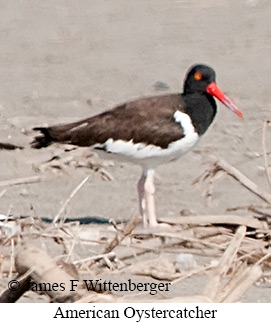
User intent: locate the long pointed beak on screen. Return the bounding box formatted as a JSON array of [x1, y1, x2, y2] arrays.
[[207, 82, 243, 118]]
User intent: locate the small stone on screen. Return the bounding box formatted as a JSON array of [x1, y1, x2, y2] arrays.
[[153, 81, 170, 91], [175, 253, 197, 272], [180, 209, 196, 216]]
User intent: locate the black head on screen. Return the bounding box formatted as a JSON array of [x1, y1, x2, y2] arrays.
[[183, 64, 243, 118], [183, 64, 216, 94]]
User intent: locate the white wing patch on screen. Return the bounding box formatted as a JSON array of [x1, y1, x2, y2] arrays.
[[94, 110, 199, 168], [69, 122, 89, 132], [173, 110, 194, 135]]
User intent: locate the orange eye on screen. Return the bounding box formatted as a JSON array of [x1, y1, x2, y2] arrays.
[[194, 72, 202, 81]]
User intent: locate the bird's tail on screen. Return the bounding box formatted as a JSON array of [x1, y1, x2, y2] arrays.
[[31, 124, 74, 148], [31, 127, 54, 149], [31, 119, 90, 149]]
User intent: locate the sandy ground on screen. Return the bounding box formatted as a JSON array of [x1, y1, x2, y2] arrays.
[[0, 0, 271, 302]]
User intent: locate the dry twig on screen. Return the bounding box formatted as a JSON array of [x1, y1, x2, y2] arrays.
[[0, 189, 7, 199], [204, 226, 247, 300], [53, 175, 90, 223], [103, 215, 142, 254], [262, 120, 271, 191]]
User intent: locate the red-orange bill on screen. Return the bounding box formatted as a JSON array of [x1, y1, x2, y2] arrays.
[[207, 82, 243, 118]]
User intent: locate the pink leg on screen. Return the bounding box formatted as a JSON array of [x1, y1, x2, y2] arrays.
[[137, 172, 148, 227], [144, 169, 158, 227], [138, 169, 170, 228]]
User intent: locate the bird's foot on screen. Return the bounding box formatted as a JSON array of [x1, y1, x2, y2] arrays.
[[148, 221, 171, 229]]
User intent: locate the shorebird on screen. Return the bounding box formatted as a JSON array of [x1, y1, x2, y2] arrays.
[[31, 64, 243, 227]]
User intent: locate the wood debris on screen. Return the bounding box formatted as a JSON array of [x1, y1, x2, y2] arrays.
[[32, 146, 114, 180], [0, 157, 271, 302]]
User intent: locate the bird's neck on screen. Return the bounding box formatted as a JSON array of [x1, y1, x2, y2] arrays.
[[181, 93, 217, 136]]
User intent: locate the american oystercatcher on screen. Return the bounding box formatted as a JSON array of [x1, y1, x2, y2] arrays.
[[31, 64, 243, 227]]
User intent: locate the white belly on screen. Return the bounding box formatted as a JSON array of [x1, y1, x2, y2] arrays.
[[93, 110, 199, 169]]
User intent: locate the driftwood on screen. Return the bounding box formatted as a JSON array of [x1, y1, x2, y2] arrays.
[[220, 265, 262, 303], [0, 216, 266, 303], [0, 269, 33, 303], [214, 158, 271, 205], [1, 241, 210, 303], [0, 142, 23, 150], [204, 226, 262, 302], [160, 214, 267, 229], [13, 243, 87, 302], [0, 176, 40, 188]]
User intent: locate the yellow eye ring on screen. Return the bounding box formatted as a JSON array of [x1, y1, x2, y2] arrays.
[[194, 72, 202, 81]]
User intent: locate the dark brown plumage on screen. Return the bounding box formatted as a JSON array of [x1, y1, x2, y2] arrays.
[[31, 94, 187, 149]]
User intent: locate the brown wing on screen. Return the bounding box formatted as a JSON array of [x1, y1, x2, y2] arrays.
[[31, 94, 186, 149]]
